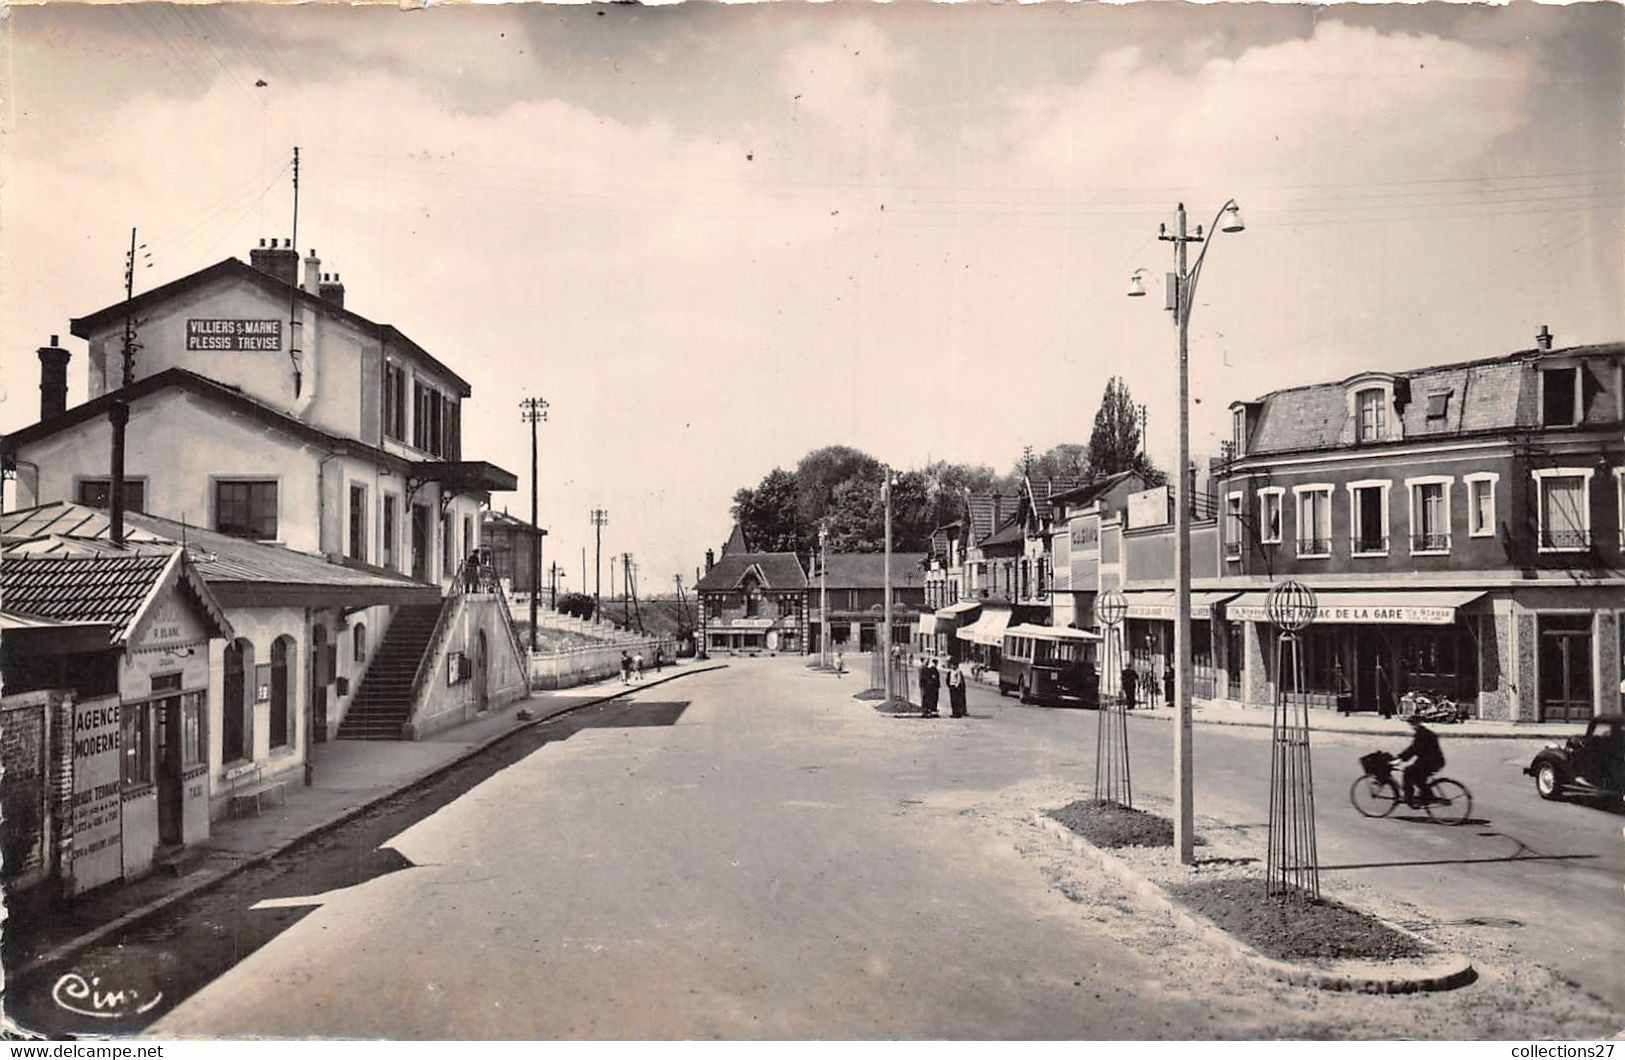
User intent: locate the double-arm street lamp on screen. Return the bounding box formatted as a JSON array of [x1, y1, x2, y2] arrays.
[[1128, 199, 1245, 865]]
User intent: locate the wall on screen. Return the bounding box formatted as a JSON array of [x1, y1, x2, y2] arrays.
[[0, 690, 71, 891], [407, 595, 531, 738], [1123, 522, 1220, 586], [209, 604, 308, 818], [529, 636, 681, 691]]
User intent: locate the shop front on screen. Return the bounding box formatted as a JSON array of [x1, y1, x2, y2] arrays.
[[1122, 590, 1237, 701], [933, 600, 981, 662], [956, 606, 1012, 673]]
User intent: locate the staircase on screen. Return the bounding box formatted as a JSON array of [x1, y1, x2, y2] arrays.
[[338, 602, 444, 740]]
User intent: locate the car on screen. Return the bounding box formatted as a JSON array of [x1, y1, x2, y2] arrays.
[[1524, 714, 1625, 801]]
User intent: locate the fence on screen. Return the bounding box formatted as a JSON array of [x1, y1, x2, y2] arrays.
[[528, 636, 680, 691]]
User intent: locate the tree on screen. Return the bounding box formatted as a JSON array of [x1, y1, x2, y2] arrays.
[[1088, 377, 1162, 482], [1010, 443, 1091, 483], [795, 445, 880, 537], [557, 591, 595, 620], [731, 468, 805, 554]]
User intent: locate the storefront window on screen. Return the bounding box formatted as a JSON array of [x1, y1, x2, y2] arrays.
[[181, 691, 205, 766], [122, 702, 152, 788]]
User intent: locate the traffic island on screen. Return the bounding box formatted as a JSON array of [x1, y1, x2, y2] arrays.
[[1036, 805, 1475, 994]]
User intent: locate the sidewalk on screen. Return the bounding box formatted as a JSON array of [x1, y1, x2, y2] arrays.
[[6, 662, 717, 978], [1123, 697, 1586, 740]]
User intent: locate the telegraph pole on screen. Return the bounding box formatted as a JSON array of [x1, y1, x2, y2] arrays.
[[622, 553, 632, 627], [120, 228, 148, 386], [883, 465, 894, 704], [1138, 404, 1149, 465], [520, 396, 549, 651], [590, 509, 609, 623], [288, 146, 304, 396]]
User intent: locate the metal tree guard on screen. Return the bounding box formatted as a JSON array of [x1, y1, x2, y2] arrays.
[[1093, 589, 1133, 807], [1266, 579, 1321, 899]]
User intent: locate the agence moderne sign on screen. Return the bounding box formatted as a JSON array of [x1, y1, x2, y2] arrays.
[[186, 319, 282, 352]]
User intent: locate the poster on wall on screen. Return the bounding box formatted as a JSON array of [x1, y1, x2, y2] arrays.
[[447, 651, 463, 686], [255, 663, 272, 703], [69, 695, 123, 895]]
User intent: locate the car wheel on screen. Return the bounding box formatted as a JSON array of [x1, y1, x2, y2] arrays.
[[1535, 761, 1564, 801], [998, 681, 1010, 697]]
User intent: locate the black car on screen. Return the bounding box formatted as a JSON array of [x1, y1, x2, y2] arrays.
[[1525, 714, 1625, 801]]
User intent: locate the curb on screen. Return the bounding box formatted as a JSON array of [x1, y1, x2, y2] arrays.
[[14, 664, 728, 982], [1122, 709, 1572, 741], [1031, 813, 1476, 994]]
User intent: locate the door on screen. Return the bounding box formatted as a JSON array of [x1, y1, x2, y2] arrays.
[[311, 626, 329, 743], [411, 504, 430, 582], [474, 631, 489, 711], [1539, 616, 1593, 722], [1226, 623, 1244, 699], [1354, 630, 1394, 715], [155, 696, 183, 845]]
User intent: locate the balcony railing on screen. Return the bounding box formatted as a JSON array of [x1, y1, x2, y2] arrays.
[[1350, 534, 1389, 556], [1540, 528, 1591, 551], [1296, 536, 1332, 557], [1410, 532, 1451, 553]]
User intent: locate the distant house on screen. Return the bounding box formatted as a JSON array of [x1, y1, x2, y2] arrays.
[[695, 528, 809, 655], [482, 509, 547, 598], [808, 551, 928, 654]]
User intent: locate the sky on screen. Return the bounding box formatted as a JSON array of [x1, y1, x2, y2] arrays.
[[2, 2, 1621, 594]]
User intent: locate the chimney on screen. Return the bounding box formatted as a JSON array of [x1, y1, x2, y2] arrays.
[[303, 249, 321, 295], [249, 237, 299, 287], [319, 271, 346, 310], [38, 335, 70, 422], [705, 549, 715, 573], [108, 399, 129, 546], [1536, 325, 1553, 351]]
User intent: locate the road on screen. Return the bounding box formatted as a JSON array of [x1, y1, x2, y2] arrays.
[[14, 657, 1621, 1039]]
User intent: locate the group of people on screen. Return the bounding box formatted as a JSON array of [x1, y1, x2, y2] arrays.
[[619, 647, 664, 685], [915, 656, 969, 719], [1117, 664, 1175, 710]]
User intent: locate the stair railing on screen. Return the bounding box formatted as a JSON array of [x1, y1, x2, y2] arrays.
[[406, 592, 462, 723]]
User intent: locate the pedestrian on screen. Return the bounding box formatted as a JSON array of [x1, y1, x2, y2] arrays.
[[634, 651, 645, 681], [947, 660, 968, 718], [1120, 665, 1138, 710], [620, 650, 632, 685], [919, 656, 941, 718], [1162, 663, 1175, 706], [1143, 666, 1160, 708], [1375, 658, 1394, 717], [654, 646, 664, 673], [835, 649, 845, 677]]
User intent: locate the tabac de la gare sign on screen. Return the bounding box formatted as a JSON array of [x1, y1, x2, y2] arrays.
[[186, 318, 282, 352], [70, 695, 123, 894], [1227, 602, 1458, 626]]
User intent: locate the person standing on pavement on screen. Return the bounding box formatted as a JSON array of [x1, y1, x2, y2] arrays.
[[1120, 666, 1138, 710], [620, 651, 632, 685], [634, 651, 645, 681], [946, 661, 968, 718], [835, 649, 845, 677], [919, 656, 941, 718], [654, 646, 664, 673], [1162, 663, 1175, 707]]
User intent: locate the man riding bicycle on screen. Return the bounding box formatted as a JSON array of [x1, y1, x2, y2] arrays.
[[1393, 716, 1445, 808]]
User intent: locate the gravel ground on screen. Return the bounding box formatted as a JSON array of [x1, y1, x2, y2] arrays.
[[1048, 799, 1178, 849], [966, 775, 1623, 1039]]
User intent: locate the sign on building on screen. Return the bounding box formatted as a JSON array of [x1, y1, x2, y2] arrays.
[[69, 694, 123, 894], [186, 319, 283, 352], [1127, 486, 1171, 529]]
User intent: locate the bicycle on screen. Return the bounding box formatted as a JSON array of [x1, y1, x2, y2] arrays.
[[1398, 691, 1467, 724], [1349, 751, 1473, 825]]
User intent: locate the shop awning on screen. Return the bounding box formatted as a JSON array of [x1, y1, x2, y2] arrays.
[[1006, 623, 1102, 642], [1123, 589, 1239, 621], [957, 607, 1013, 646], [1224, 589, 1486, 626], [937, 600, 982, 618]]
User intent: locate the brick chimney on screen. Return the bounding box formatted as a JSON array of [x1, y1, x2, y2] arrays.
[[249, 237, 299, 287], [1536, 324, 1553, 351], [319, 272, 346, 310], [705, 549, 715, 573], [38, 335, 70, 422], [303, 248, 321, 295], [108, 400, 130, 546]]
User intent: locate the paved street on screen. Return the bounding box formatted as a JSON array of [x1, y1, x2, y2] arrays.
[[103, 657, 1610, 1039]]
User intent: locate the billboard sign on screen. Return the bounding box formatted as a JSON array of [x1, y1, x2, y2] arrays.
[[186, 319, 283, 351]]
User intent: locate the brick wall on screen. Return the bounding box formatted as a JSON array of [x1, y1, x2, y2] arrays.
[[1, 690, 73, 890]]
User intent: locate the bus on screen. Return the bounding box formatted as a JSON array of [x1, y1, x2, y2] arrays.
[[998, 624, 1103, 706]]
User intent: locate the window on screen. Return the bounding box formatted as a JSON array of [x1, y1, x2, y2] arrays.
[[1356, 388, 1387, 443], [1294, 486, 1332, 557], [413, 383, 448, 456], [353, 622, 368, 663], [1257, 488, 1284, 544], [121, 702, 151, 788], [1231, 408, 1246, 458], [463, 515, 474, 562], [1225, 493, 1244, 558], [77, 478, 147, 513], [382, 495, 398, 570], [384, 362, 407, 441], [1348, 481, 1389, 555], [1430, 391, 1456, 425], [1407, 477, 1452, 554], [1535, 468, 1592, 551], [181, 691, 204, 766], [215, 480, 278, 540], [348, 484, 368, 561], [269, 635, 294, 749], [1466, 473, 1498, 539], [442, 511, 456, 579], [1541, 367, 1579, 427]]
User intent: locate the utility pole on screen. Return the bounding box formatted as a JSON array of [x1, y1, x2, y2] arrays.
[[288, 146, 304, 396], [590, 509, 609, 623], [622, 553, 632, 627], [1138, 403, 1149, 465], [120, 228, 148, 386], [520, 396, 549, 651], [883, 465, 894, 704], [819, 523, 830, 668], [549, 562, 562, 610], [629, 556, 644, 633]]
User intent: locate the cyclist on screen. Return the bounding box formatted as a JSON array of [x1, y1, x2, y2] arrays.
[[1393, 716, 1445, 808]]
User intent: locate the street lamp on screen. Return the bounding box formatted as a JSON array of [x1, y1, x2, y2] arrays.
[[1128, 198, 1245, 866]]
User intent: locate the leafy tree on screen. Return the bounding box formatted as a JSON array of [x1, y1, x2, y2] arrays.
[[795, 445, 880, 535], [731, 468, 805, 554], [557, 591, 596, 620], [1009, 443, 1091, 483], [1087, 377, 1162, 483]]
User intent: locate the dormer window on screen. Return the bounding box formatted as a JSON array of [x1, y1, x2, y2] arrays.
[[1231, 408, 1246, 458], [1356, 388, 1387, 442], [1541, 366, 1580, 427], [1425, 390, 1452, 423]]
